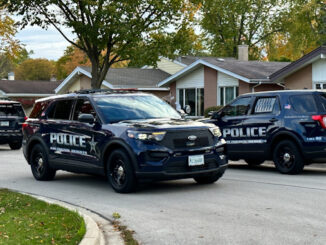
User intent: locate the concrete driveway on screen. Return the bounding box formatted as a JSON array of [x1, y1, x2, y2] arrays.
[[0, 145, 326, 245]]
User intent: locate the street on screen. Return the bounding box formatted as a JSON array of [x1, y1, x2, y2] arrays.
[[0, 145, 326, 245]]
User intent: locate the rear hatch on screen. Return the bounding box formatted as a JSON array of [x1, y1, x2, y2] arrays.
[[0, 103, 26, 132]]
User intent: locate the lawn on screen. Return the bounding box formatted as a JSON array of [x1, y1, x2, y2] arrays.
[[0, 189, 85, 245]]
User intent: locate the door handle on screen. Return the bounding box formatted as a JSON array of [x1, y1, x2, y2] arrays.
[[269, 118, 278, 122]]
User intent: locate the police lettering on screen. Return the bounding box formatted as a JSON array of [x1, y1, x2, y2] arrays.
[[50, 133, 86, 148], [223, 127, 266, 138]]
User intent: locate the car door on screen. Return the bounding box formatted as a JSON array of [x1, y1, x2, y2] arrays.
[[213, 96, 253, 155], [44, 99, 75, 163], [240, 96, 281, 156], [64, 98, 105, 172]]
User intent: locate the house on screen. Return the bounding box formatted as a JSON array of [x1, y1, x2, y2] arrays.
[[55, 66, 171, 99], [0, 79, 60, 115], [158, 45, 326, 116]]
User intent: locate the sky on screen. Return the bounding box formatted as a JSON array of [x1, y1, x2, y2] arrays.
[[16, 25, 75, 60]]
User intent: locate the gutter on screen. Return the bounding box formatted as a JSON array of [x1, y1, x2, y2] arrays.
[[251, 82, 262, 93]]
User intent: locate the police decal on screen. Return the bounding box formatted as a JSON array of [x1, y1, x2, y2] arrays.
[[223, 127, 267, 138]]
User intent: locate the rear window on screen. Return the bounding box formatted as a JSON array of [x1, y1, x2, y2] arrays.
[[254, 97, 277, 114], [0, 104, 25, 117], [289, 94, 317, 113], [29, 101, 50, 119], [318, 93, 326, 112]]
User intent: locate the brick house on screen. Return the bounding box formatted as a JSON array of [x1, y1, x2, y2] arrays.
[[158, 46, 326, 116]]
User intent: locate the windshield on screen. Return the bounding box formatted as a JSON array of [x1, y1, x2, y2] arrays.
[[94, 95, 181, 123], [0, 104, 25, 117]]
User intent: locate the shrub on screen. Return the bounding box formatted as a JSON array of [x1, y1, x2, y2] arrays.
[[204, 106, 223, 118]]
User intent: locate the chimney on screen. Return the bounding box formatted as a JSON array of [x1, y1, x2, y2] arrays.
[[238, 45, 249, 61], [8, 72, 15, 80]]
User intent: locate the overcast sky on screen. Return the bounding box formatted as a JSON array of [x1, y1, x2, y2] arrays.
[[16, 25, 75, 60]]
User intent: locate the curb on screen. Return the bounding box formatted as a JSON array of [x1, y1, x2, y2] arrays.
[[21, 192, 124, 245]]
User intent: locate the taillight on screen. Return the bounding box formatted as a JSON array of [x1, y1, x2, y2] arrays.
[[24, 116, 28, 121], [312, 115, 326, 128], [22, 122, 28, 130]]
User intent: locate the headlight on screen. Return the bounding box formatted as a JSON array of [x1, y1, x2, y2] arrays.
[[127, 130, 166, 141], [209, 127, 222, 137]]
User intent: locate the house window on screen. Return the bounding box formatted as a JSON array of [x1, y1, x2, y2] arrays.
[[315, 83, 326, 90], [178, 88, 204, 116], [219, 86, 239, 106]]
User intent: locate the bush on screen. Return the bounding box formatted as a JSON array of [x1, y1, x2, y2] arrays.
[[204, 106, 223, 118]]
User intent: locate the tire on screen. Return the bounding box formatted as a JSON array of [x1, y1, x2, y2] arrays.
[[244, 159, 264, 166], [107, 149, 137, 193], [9, 141, 22, 150], [273, 140, 304, 174], [194, 172, 223, 184], [30, 144, 56, 180]]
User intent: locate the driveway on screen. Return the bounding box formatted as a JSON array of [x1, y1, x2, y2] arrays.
[[1, 146, 326, 245]]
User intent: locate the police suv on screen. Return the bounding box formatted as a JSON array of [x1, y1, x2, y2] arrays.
[[22, 90, 227, 193], [0, 100, 26, 150], [208, 90, 326, 174]]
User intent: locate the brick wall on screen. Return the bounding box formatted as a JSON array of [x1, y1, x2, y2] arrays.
[[284, 64, 312, 89], [204, 67, 217, 109]]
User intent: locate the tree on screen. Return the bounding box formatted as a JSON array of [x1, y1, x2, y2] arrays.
[[15, 59, 55, 81], [199, 0, 287, 59], [1, 0, 191, 89], [266, 0, 323, 61]]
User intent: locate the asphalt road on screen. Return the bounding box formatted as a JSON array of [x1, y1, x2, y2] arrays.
[[1, 145, 326, 245]]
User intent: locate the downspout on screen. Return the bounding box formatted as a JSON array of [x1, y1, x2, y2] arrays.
[[251, 82, 262, 93]]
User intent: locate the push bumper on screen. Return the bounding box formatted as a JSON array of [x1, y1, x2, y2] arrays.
[[0, 130, 22, 144]]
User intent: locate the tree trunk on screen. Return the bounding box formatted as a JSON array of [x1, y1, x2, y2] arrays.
[[91, 61, 101, 89]]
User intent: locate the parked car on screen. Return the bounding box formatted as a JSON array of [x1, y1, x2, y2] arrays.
[[207, 90, 326, 174], [0, 100, 26, 150], [22, 90, 227, 193]]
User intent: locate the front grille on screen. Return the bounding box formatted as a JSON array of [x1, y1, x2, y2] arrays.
[[164, 157, 218, 173], [160, 129, 213, 150]]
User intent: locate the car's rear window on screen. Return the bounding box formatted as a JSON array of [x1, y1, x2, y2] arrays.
[[318, 93, 326, 112], [29, 101, 50, 119], [289, 94, 318, 113], [0, 104, 25, 117]]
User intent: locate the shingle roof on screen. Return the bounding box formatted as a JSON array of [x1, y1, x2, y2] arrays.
[[201, 58, 290, 80], [0, 80, 61, 94], [80, 67, 171, 88]]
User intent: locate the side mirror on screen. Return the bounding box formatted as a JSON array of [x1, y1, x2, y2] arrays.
[[78, 113, 95, 124], [211, 111, 222, 120], [184, 105, 191, 114]]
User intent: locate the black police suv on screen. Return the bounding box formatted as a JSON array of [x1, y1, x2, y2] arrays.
[[0, 100, 26, 150], [22, 90, 227, 193], [207, 90, 326, 174]]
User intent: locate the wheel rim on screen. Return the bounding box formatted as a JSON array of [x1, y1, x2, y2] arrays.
[[277, 146, 295, 169], [34, 153, 44, 177], [111, 158, 126, 187]]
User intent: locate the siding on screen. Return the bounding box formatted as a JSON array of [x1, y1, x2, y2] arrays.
[[156, 58, 185, 74], [218, 72, 239, 87], [312, 59, 326, 83], [176, 67, 204, 89]]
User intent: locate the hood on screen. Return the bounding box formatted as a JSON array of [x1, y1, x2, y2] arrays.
[[109, 118, 215, 131]]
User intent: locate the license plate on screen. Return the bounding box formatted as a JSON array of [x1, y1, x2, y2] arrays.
[[0, 121, 9, 127], [188, 155, 204, 166]]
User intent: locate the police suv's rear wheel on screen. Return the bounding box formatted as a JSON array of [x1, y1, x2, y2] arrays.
[[9, 141, 22, 150], [107, 149, 137, 193], [273, 140, 304, 174], [245, 159, 264, 166], [194, 172, 223, 184], [30, 144, 56, 180]]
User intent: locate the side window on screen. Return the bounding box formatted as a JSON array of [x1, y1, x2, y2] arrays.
[[47, 100, 73, 120], [289, 95, 317, 113], [253, 97, 278, 114], [223, 97, 251, 117], [73, 99, 96, 121]]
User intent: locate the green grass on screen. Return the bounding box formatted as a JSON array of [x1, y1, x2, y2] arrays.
[[0, 189, 85, 245]]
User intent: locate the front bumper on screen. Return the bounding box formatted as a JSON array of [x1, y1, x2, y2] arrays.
[[135, 145, 228, 180]]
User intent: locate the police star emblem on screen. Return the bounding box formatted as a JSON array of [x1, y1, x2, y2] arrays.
[[89, 136, 98, 155]]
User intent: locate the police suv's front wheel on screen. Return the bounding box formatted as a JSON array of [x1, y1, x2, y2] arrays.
[[107, 149, 137, 193], [194, 172, 223, 184], [273, 140, 304, 174], [30, 144, 56, 180]]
